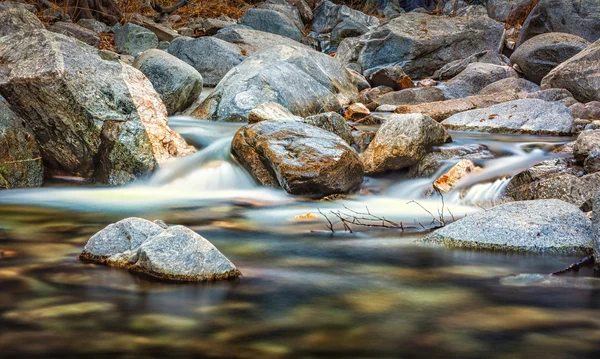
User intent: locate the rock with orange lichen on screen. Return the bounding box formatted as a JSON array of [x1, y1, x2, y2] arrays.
[[367, 66, 414, 91], [344, 103, 370, 121], [433, 159, 482, 193], [0, 9, 192, 185]]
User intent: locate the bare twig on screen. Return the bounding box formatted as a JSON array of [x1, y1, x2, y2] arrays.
[[550, 255, 595, 276], [318, 208, 334, 233]]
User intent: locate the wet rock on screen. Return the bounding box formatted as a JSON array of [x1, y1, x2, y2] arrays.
[[511, 33, 590, 84], [443, 63, 519, 99], [231, 120, 363, 196], [80, 218, 240, 282], [422, 199, 594, 255], [215, 27, 310, 57], [480, 78, 540, 96], [593, 191, 600, 268], [0, 97, 43, 189], [433, 159, 482, 193], [240, 8, 303, 42], [375, 87, 446, 107], [540, 39, 600, 103], [395, 91, 521, 122], [114, 23, 158, 56], [441, 99, 574, 135], [434, 50, 509, 81], [352, 13, 504, 78], [133, 49, 203, 115], [361, 114, 451, 175], [247, 102, 303, 124], [367, 66, 414, 91], [0, 10, 192, 185], [193, 45, 358, 122], [168, 36, 245, 87], [77, 19, 111, 33], [312, 1, 379, 50], [48, 21, 101, 47], [526, 88, 578, 107], [408, 144, 495, 178], [344, 103, 370, 121], [303, 112, 354, 145], [517, 0, 600, 46]]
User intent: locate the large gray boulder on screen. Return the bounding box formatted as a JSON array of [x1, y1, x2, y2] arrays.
[[441, 99, 574, 135], [361, 114, 451, 175], [443, 62, 519, 99], [193, 45, 358, 122], [114, 23, 158, 56], [0, 10, 192, 185], [422, 199, 593, 255], [526, 88, 578, 107], [48, 21, 101, 47], [541, 39, 600, 103], [215, 27, 310, 56], [593, 191, 600, 268], [133, 49, 203, 115], [312, 0, 379, 49], [302, 112, 354, 145], [231, 120, 363, 197], [434, 50, 509, 81], [0, 97, 43, 189], [486, 0, 535, 22], [479, 78, 540, 96], [0, 2, 36, 13], [168, 36, 246, 87], [346, 13, 503, 79], [80, 218, 241, 282], [511, 33, 590, 84], [259, 0, 304, 31], [375, 87, 446, 106], [239, 8, 303, 42], [517, 0, 600, 47]]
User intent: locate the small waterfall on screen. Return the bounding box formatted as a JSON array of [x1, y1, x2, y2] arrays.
[[447, 178, 511, 206]]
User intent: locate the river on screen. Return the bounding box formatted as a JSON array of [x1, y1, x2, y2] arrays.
[[0, 118, 599, 358]]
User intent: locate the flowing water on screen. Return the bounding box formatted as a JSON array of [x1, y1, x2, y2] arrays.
[[1, 119, 599, 358]]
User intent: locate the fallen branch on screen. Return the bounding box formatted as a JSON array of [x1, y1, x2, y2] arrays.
[[151, 0, 188, 14], [550, 255, 595, 276], [317, 205, 411, 234]]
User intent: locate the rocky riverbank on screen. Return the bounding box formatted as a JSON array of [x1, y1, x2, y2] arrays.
[[1, 0, 600, 271]]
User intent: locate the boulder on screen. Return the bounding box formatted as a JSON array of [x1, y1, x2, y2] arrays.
[[133, 49, 203, 115], [574, 130, 600, 164], [0, 97, 43, 189], [80, 218, 241, 282], [239, 8, 303, 42], [168, 36, 245, 87], [541, 39, 600, 103], [570, 101, 600, 120], [480, 77, 540, 96], [486, 0, 535, 22], [375, 87, 446, 106], [443, 63, 519, 99], [434, 50, 509, 81], [517, 0, 600, 47], [367, 66, 414, 91], [433, 159, 482, 193], [312, 1, 379, 49], [441, 99, 574, 135], [593, 191, 600, 267], [114, 23, 158, 56], [231, 120, 363, 196], [421, 199, 593, 255], [359, 86, 394, 104], [77, 18, 110, 33], [350, 70, 370, 91], [361, 114, 451, 175], [48, 21, 101, 47], [0, 7, 44, 37], [351, 13, 504, 79], [193, 45, 358, 122], [190, 17, 236, 36], [511, 33, 590, 84], [344, 103, 370, 121], [408, 144, 495, 178], [215, 27, 310, 56], [526, 88, 578, 107], [302, 112, 354, 145], [288, 0, 313, 23], [0, 2, 36, 13], [247, 102, 303, 124], [0, 10, 192, 185], [259, 0, 304, 31]]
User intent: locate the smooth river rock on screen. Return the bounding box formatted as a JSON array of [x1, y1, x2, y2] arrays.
[[80, 218, 241, 282], [231, 120, 363, 197], [441, 99, 574, 135], [239, 8, 303, 42], [193, 44, 358, 122], [443, 62, 519, 99], [0, 9, 192, 185], [422, 199, 594, 255]]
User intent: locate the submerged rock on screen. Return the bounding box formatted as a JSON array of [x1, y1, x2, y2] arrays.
[[441, 99, 574, 135], [0, 97, 43, 189], [422, 200, 594, 255], [231, 120, 363, 197], [0, 10, 192, 185], [361, 114, 451, 175], [193, 45, 358, 122], [80, 218, 241, 282]]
